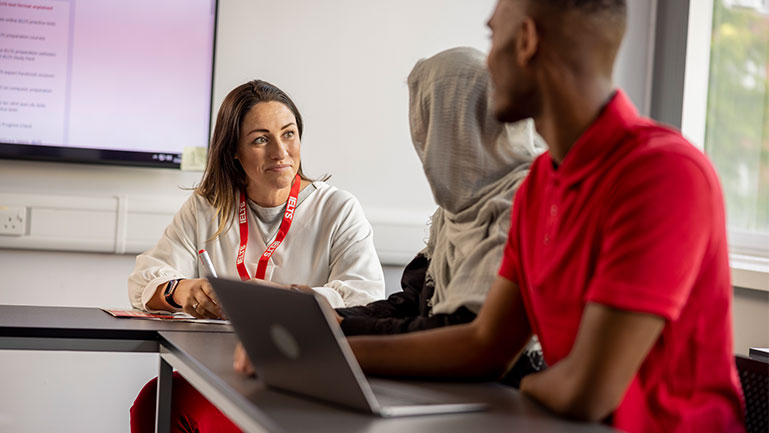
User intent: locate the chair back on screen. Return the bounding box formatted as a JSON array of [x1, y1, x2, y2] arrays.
[[736, 354, 768, 433]]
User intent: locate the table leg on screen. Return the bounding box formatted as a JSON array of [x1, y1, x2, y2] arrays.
[[155, 356, 173, 433]]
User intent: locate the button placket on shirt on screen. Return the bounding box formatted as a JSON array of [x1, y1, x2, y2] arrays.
[[544, 178, 560, 246]]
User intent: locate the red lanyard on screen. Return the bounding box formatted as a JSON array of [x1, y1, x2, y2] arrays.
[[236, 174, 301, 281]]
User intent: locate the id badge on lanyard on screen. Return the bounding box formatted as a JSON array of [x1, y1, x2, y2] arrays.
[[236, 174, 301, 281]]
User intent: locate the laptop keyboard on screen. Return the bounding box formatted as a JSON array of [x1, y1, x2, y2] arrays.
[[369, 382, 453, 407]]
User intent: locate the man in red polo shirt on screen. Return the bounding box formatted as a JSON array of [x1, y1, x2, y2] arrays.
[[347, 0, 746, 431]]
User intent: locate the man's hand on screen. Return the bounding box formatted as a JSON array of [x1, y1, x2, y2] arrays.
[[233, 342, 256, 376]]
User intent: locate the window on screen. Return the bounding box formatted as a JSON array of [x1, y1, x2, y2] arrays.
[[677, 0, 769, 290], [705, 0, 769, 249]]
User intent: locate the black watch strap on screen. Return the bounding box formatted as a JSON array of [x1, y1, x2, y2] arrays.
[[163, 279, 183, 309]]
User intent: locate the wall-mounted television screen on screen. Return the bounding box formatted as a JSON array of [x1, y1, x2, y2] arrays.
[[0, 0, 217, 168]]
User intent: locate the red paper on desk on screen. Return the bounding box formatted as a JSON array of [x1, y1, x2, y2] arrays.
[[101, 308, 229, 325]]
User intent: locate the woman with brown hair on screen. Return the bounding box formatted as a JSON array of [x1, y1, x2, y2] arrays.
[[128, 79, 384, 317], [128, 80, 385, 432]]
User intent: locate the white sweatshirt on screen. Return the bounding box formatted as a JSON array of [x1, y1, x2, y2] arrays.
[[128, 182, 385, 310]]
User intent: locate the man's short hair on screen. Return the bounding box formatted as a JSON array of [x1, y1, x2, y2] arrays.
[[536, 0, 626, 15]]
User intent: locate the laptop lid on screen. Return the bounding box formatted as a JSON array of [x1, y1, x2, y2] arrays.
[[210, 277, 380, 413]]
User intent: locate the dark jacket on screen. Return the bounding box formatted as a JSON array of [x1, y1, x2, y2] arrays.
[[337, 254, 475, 335]]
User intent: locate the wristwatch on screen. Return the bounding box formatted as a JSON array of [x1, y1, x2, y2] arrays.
[[163, 279, 183, 309]]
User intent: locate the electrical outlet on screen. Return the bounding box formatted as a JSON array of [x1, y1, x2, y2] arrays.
[[0, 206, 26, 236]]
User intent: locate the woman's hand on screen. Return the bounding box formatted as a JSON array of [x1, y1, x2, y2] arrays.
[[233, 342, 256, 376], [289, 284, 343, 325], [288, 283, 313, 294], [174, 278, 223, 319]]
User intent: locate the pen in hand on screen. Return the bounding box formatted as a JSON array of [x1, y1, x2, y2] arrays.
[[198, 249, 218, 278], [197, 248, 224, 318]]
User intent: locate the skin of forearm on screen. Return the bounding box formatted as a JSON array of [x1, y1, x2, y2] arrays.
[[520, 304, 665, 422], [348, 276, 532, 380], [145, 282, 174, 311], [349, 322, 523, 380]]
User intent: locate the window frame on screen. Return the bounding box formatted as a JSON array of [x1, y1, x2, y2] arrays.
[[651, 0, 769, 291]]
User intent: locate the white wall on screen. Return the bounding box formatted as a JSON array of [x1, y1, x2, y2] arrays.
[[614, 0, 656, 114], [732, 287, 769, 356], [0, 1, 766, 432], [212, 0, 492, 217]]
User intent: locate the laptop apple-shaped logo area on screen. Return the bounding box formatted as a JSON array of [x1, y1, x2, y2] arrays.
[[269, 323, 301, 360]]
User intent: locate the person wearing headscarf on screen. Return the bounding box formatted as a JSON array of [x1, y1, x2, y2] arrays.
[[334, 47, 546, 384]]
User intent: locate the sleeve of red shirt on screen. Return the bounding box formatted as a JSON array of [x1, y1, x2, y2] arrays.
[[585, 145, 716, 322]]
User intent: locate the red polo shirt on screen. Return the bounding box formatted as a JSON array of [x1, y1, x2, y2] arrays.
[[499, 91, 744, 432]]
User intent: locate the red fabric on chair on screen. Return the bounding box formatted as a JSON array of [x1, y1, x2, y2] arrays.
[[130, 371, 242, 433]]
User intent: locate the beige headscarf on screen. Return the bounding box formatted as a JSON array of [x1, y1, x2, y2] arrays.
[[408, 47, 545, 315]]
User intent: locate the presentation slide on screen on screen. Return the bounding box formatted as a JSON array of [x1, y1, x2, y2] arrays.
[[0, 0, 215, 156], [0, 0, 71, 145]]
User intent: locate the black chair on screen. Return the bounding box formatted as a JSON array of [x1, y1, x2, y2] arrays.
[[736, 354, 768, 433]]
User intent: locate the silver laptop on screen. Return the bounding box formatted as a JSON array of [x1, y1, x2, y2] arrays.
[[210, 277, 488, 417]]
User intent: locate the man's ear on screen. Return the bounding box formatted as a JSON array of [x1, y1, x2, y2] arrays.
[[516, 17, 539, 67]]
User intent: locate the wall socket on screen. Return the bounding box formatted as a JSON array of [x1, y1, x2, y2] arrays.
[[0, 206, 26, 236]]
